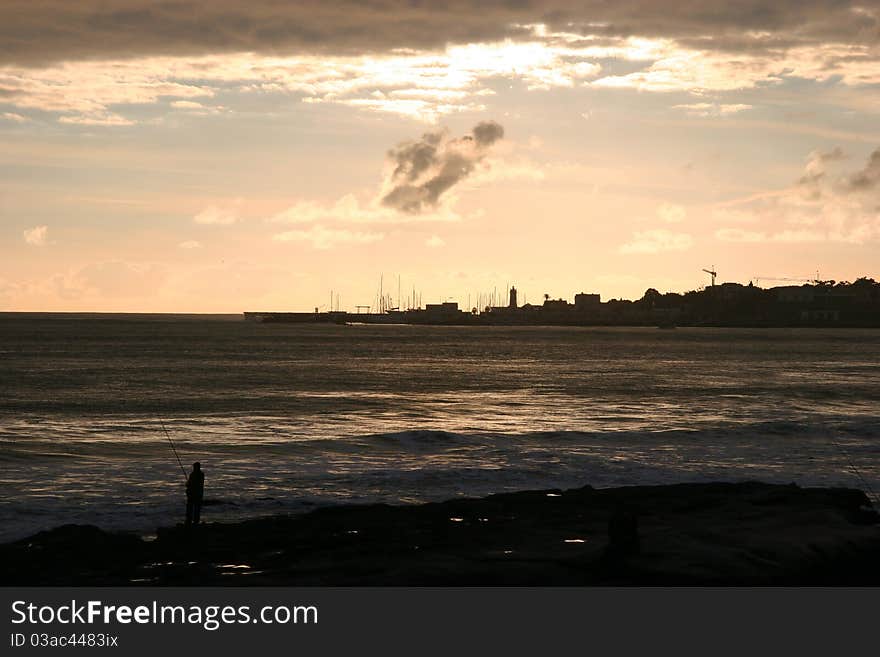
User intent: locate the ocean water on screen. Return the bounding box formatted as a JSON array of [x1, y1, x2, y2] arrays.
[[1, 315, 878, 542]]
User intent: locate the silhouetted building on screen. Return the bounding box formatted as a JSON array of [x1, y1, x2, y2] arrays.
[[802, 309, 840, 322], [776, 286, 815, 303], [246, 277, 880, 326], [718, 282, 747, 300], [425, 302, 459, 314], [574, 292, 601, 309]]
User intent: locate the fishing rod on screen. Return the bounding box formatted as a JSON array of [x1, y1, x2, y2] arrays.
[[813, 416, 878, 505], [161, 419, 188, 481], [829, 435, 878, 506]]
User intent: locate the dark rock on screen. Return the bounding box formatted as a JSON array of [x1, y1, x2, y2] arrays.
[[1, 482, 878, 585], [606, 509, 640, 558]]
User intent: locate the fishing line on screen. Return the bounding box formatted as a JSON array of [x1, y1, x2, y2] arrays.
[[161, 418, 188, 481], [829, 434, 878, 505]]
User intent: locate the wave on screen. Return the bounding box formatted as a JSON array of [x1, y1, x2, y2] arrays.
[[2, 417, 879, 461]]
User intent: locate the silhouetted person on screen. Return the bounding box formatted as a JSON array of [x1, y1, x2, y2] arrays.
[[185, 462, 204, 526]]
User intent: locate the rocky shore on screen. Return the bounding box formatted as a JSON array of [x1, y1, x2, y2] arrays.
[[3, 482, 879, 585]]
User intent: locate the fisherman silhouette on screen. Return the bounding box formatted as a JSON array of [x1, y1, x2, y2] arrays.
[[185, 462, 204, 526]]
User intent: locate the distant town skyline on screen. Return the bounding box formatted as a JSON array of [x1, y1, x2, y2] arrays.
[[3, 1, 880, 312]]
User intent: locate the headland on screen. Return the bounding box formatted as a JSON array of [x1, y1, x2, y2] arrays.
[[245, 277, 880, 327]]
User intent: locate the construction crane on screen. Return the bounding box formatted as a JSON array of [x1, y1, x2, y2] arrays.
[[702, 266, 717, 288], [752, 270, 823, 286], [751, 276, 816, 286]]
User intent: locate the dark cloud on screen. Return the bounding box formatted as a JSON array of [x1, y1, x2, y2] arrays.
[[798, 147, 846, 199], [0, 1, 876, 66], [799, 146, 845, 181], [473, 121, 505, 146], [846, 148, 880, 192], [796, 146, 880, 199], [381, 121, 504, 214]]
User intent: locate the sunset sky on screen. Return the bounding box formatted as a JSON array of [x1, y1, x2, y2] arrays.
[[3, 1, 880, 312]]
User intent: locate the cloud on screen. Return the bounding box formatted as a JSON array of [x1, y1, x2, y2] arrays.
[[1, 112, 27, 122], [2, 11, 879, 126], [713, 146, 880, 244], [657, 203, 686, 223], [425, 235, 446, 248], [381, 121, 503, 213], [590, 40, 880, 93], [468, 156, 546, 185], [178, 240, 202, 249], [619, 229, 693, 254], [57, 113, 135, 127], [23, 225, 48, 246], [0, 276, 21, 305], [715, 228, 767, 242], [170, 100, 225, 115], [272, 225, 383, 250], [170, 100, 205, 109], [845, 147, 880, 192], [269, 194, 468, 225], [194, 203, 240, 225], [2, 261, 187, 309], [267, 122, 521, 229], [64, 261, 167, 299], [0, 2, 875, 66], [715, 228, 827, 243], [798, 147, 846, 198], [0, 58, 215, 124], [0, 42, 600, 124], [711, 206, 764, 224], [673, 103, 753, 117]]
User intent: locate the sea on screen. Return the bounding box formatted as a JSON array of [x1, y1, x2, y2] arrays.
[[1, 314, 878, 543]]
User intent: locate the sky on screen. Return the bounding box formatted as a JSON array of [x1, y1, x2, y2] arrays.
[[2, 0, 880, 312]]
